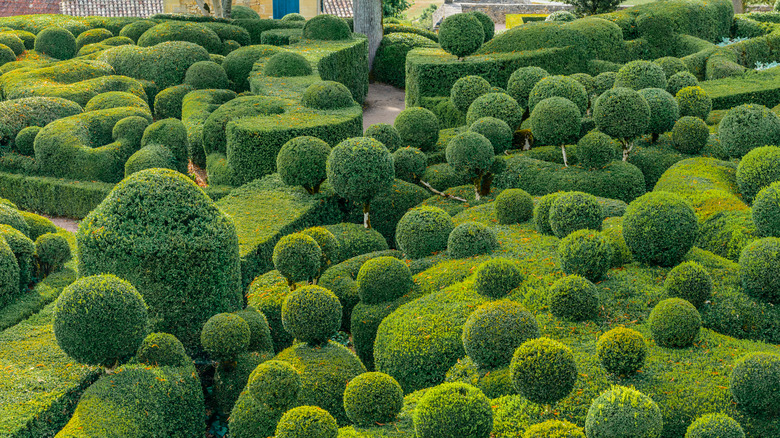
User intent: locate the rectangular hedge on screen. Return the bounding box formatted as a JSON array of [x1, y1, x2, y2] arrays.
[[701, 66, 780, 109]]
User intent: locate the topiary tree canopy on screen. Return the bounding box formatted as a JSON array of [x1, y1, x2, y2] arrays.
[[593, 87, 650, 161], [530, 97, 582, 167], [277, 136, 332, 194], [451, 75, 492, 114], [719, 104, 780, 159], [446, 131, 495, 200], [438, 13, 485, 59], [637, 88, 679, 143], [510, 337, 578, 405]]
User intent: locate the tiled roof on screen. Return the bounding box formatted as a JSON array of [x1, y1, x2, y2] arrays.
[[59, 0, 164, 18], [323, 0, 352, 18], [0, 0, 61, 17]]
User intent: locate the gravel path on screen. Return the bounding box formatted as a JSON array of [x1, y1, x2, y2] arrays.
[[362, 82, 406, 131]]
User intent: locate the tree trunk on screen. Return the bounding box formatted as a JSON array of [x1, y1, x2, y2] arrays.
[[732, 0, 744, 14], [222, 0, 232, 18], [363, 202, 372, 229], [212, 0, 223, 18], [353, 0, 383, 69], [561, 145, 569, 167]]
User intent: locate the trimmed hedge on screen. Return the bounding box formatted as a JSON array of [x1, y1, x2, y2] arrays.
[[737, 146, 780, 203], [98, 41, 211, 90], [303, 14, 351, 41], [686, 413, 745, 438], [201, 312, 250, 362], [447, 221, 498, 258], [395, 206, 454, 259], [463, 300, 539, 369], [373, 32, 437, 88], [438, 13, 485, 58], [184, 60, 228, 89], [34, 27, 76, 60], [137, 21, 222, 53]]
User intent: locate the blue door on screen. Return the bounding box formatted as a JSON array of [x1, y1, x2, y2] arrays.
[[273, 0, 299, 19]]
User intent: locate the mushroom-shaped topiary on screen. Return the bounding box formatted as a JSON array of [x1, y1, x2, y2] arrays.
[[393, 147, 427, 183], [685, 413, 745, 438], [719, 104, 780, 159], [53, 274, 149, 367], [34, 233, 71, 277], [495, 188, 534, 224], [585, 386, 663, 438], [466, 92, 523, 130], [201, 312, 251, 362], [451, 75, 492, 113], [438, 13, 485, 59], [548, 191, 603, 238], [277, 136, 332, 194], [413, 382, 493, 438], [394, 107, 440, 152], [300, 227, 341, 275], [558, 229, 613, 282], [753, 182, 780, 238], [534, 192, 562, 235], [273, 232, 322, 288], [548, 275, 599, 321], [730, 352, 780, 415], [184, 61, 229, 89], [276, 405, 338, 438], [470, 117, 512, 154], [247, 359, 301, 410], [506, 66, 549, 111], [637, 88, 679, 143], [302, 81, 355, 110], [614, 60, 668, 91], [593, 87, 650, 161], [664, 261, 713, 308], [395, 206, 454, 259], [528, 75, 588, 115], [264, 51, 313, 77], [739, 237, 780, 303], [364, 123, 402, 152], [343, 372, 404, 426], [34, 27, 77, 60], [302, 14, 351, 40], [667, 71, 698, 97], [446, 131, 496, 199], [577, 131, 618, 170], [672, 116, 709, 155], [596, 327, 646, 376], [281, 285, 342, 345], [530, 97, 582, 166], [473, 258, 524, 298], [676, 86, 712, 121], [136, 332, 189, 367], [463, 300, 540, 368], [736, 146, 780, 203], [523, 420, 585, 438], [448, 222, 498, 258], [356, 256, 412, 304], [648, 298, 701, 348], [510, 337, 578, 405]]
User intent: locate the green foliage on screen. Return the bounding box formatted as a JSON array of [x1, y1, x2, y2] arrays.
[[495, 188, 533, 225], [593, 87, 650, 142], [136, 332, 188, 367], [153, 84, 194, 119], [528, 75, 587, 115], [265, 51, 312, 77], [719, 104, 780, 159], [248, 359, 300, 409], [685, 413, 745, 438], [395, 107, 440, 152], [34, 232, 70, 277], [448, 221, 497, 258], [137, 21, 222, 53], [0, 203, 28, 237], [0, 33, 24, 56], [615, 60, 668, 91], [373, 32, 437, 89], [671, 116, 708, 155], [393, 147, 427, 183], [548, 275, 599, 321], [469, 11, 495, 42], [463, 300, 539, 368], [395, 206, 454, 259], [577, 131, 618, 170], [637, 88, 679, 139], [648, 298, 701, 348], [276, 405, 338, 438], [14, 126, 41, 156], [596, 327, 647, 376], [593, 71, 617, 97], [21, 211, 56, 241], [737, 146, 780, 203], [273, 232, 322, 285], [0, 224, 33, 292], [654, 57, 688, 79], [140, 118, 187, 173], [507, 66, 549, 110], [523, 420, 585, 438], [183, 60, 228, 89], [558, 229, 613, 282], [300, 227, 340, 276], [343, 372, 404, 426], [446, 131, 495, 179], [0, 96, 82, 149], [739, 237, 780, 303], [124, 144, 176, 177], [729, 352, 780, 415], [530, 96, 582, 148], [413, 382, 493, 438], [584, 386, 663, 438], [676, 86, 712, 121], [356, 256, 411, 304], [282, 285, 342, 345], [534, 192, 562, 235], [667, 71, 698, 97], [201, 312, 250, 362], [473, 258, 524, 299], [119, 20, 157, 42], [223, 45, 281, 92], [277, 136, 331, 194], [327, 136, 394, 207], [365, 123, 402, 152], [753, 182, 780, 238], [302, 80, 355, 110], [664, 261, 713, 308], [85, 91, 149, 113], [303, 14, 351, 41], [439, 13, 485, 58], [510, 337, 577, 405], [326, 223, 390, 260], [34, 27, 76, 60], [549, 191, 603, 238], [466, 92, 522, 130], [451, 75, 491, 114], [75, 28, 112, 50]]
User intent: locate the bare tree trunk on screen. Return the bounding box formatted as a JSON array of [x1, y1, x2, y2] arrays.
[[353, 0, 383, 69], [194, 0, 210, 15], [733, 0, 744, 14], [222, 0, 232, 18], [212, 0, 224, 17]]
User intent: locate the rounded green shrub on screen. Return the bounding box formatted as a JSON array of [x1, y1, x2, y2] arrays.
[[153, 84, 194, 119], [232, 5, 261, 19], [393, 147, 427, 183], [637, 88, 679, 139], [671, 115, 708, 155], [593, 87, 650, 142], [593, 71, 617, 97], [273, 232, 322, 285], [201, 312, 251, 362], [534, 192, 562, 235], [685, 413, 745, 438], [119, 20, 156, 42], [53, 274, 148, 367], [510, 337, 577, 405], [236, 307, 275, 353], [276, 405, 338, 438], [282, 12, 306, 21], [248, 359, 301, 409], [343, 372, 403, 426], [473, 258, 524, 298], [277, 136, 331, 194], [14, 126, 41, 156], [282, 285, 342, 344], [34, 232, 70, 275], [0, 205, 28, 237], [466, 92, 522, 130], [737, 146, 780, 203], [753, 181, 780, 237], [548, 191, 603, 238], [570, 73, 595, 97], [302, 80, 355, 110], [136, 332, 188, 367], [446, 131, 495, 178], [654, 57, 688, 78], [558, 229, 613, 282], [76, 28, 112, 49], [303, 14, 351, 40], [548, 275, 599, 321], [223, 45, 281, 92], [523, 420, 585, 438], [438, 13, 485, 58], [596, 327, 646, 376], [585, 386, 663, 438], [356, 256, 411, 304], [413, 382, 493, 438], [300, 227, 340, 274], [137, 22, 222, 53], [463, 300, 539, 368], [577, 131, 617, 170], [394, 107, 440, 151], [448, 222, 498, 258], [0, 33, 25, 56], [648, 298, 701, 348], [470, 116, 512, 154], [363, 123, 401, 153], [614, 60, 668, 90], [719, 103, 780, 159], [676, 86, 712, 121], [34, 27, 77, 60], [546, 10, 576, 21], [0, 225, 32, 292], [667, 71, 698, 97], [373, 32, 438, 88], [326, 137, 394, 207], [623, 191, 698, 266], [264, 51, 312, 77], [395, 206, 454, 259], [495, 188, 533, 224], [469, 11, 495, 41], [85, 91, 149, 113], [506, 66, 549, 109], [664, 261, 713, 308], [730, 352, 780, 415], [739, 237, 780, 302], [451, 75, 492, 113], [184, 61, 229, 89], [124, 144, 176, 177], [528, 75, 588, 114], [530, 96, 582, 147]]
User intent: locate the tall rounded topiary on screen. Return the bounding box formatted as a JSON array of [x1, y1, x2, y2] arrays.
[[546, 10, 577, 21], [393, 147, 427, 183], [664, 261, 713, 308], [739, 237, 780, 303], [495, 188, 533, 224], [548, 191, 603, 238], [585, 386, 663, 438], [637, 88, 679, 142], [277, 136, 331, 194], [300, 227, 340, 275], [53, 274, 148, 367], [593, 71, 617, 97], [510, 337, 577, 405], [273, 232, 322, 287], [593, 87, 650, 161], [34, 27, 77, 60], [736, 146, 780, 203], [264, 51, 312, 77], [523, 420, 584, 438], [597, 327, 647, 376], [729, 352, 780, 415], [720, 104, 780, 159], [184, 61, 229, 89], [671, 116, 709, 155], [530, 97, 581, 167], [648, 298, 701, 348], [446, 131, 495, 199], [413, 382, 493, 438], [577, 131, 617, 170], [395, 206, 454, 259], [448, 222, 498, 258], [506, 66, 549, 110], [356, 256, 412, 304], [614, 60, 668, 91], [236, 306, 275, 353], [667, 71, 698, 96], [548, 275, 599, 321], [753, 182, 780, 237], [438, 13, 485, 59], [463, 300, 540, 368], [276, 406, 338, 438], [451, 75, 492, 113], [653, 57, 688, 79], [76, 169, 243, 352], [302, 14, 351, 40], [534, 192, 563, 235], [364, 123, 402, 152], [558, 229, 613, 282], [473, 258, 524, 298], [281, 285, 342, 345], [201, 312, 250, 362], [676, 86, 712, 121], [247, 359, 301, 410], [394, 107, 440, 152], [470, 117, 512, 154], [343, 372, 403, 426], [685, 413, 745, 438], [528, 75, 588, 115], [466, 92, 522, 130]]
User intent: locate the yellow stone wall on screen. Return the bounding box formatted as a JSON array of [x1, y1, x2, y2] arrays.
[[163, 0, 319, 19]]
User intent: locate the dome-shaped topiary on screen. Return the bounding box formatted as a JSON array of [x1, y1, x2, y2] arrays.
[[614, 60, 668, 91], [469, 11, 495, 41], [0, 33, 25, 56], [124, 144, 176, 177], [510, 337, 578, 405], [34, 27, 77, 60], [343, 372, 404, 426], [528, 75, 588, 115], [393, 147, 427, 183], [53, 274, 148, 367], [302, 14, 351, 40], [593, 71, 617, 97], [300, 227, 340, 274], [676, 86, 712, 121], [548, 275, 599, 321], [413, 382, 493, 438], [282, 12, 306, 21], [529, 97, 582, 149], [0, 204, 29, 237], [571, 73, 595, 96], [548, 191, 603, 238], [201, 312, 251, 362], [448, 222, 498, 258], [356, 256, 412, 304], [236, 307, 275, 353], [585, 386, 663, 438], [648, 298, 701, 348], [546, 10, 577, 21], [671, 116, 708, 155], [534, 192, 562, 235], [653, 57, 688, 79], [395, 206, 454, 259], [721, 104, 780, 159], [273, 232, 322, 286], [593, 87, 650, 146], [364, 123, 402, 152], [394, 107, 440, 152], [737, 146, 780, 203], [264, 51, 313, 77], [276, 405, 338, 438], [495, 188, 533, 224], [466, 92, 522, 130], [664, 261, 713, 308], [558, 229, 613, 282], [184, 61, 229, 89], [136, 332, 188, 367], [506, 66, 549, 110], [451, 75, 492, 113], [0, 224, 34, 292], [753, 182, 780, 238], [739, 237, 780, 302], [623, 192, 698, 266], [277, 136, 331, 194], [667, 71, 698, 97], [14, 126, 42, 156], [473, 258, 524, 298], [729, 352, 780, 415], [463, 300, 540, 368], [470, 117, 512, 154], [438, 13, 485, 58], [34, 232, 71, 276], [446, 131, 495, 178], [685, 413, 745, 438], [637, 88, 679, 141], [596, 327, 646, 376], [577, 131, 617, 170], [523, 420, 585, 438], [281, 285, 342, 344], [247, 359, 301, 410], [302, 81, 355, 110]]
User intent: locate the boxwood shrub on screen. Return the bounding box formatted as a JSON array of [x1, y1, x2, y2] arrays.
[[373, 32, 438, 88], [462, 300, 539, 369], [719, 104, 780, 159], [614, 60, 668, 90], [648, 298, 701, 348], [438, 13, 484, 58], [548, 275, 599, 321], [739, 237, 780, 303], [413, 382, 493, 438], [584, 386, 663, 438], [558, 229, 613, 282], [596, 327, 647, 376], [736, 146, 780, 203], [451, 75, 492, 114], [137, 21, 222, 53], [685, 413, 745, 438], [729, 352, 780, 415], [510, 337, 578, 405], [548, 191, 603, 238], [448, 221, 498, 258], [395, 206, 453, 259], [34, 27, 76, 60], [343, 372, 404, 426], [528, 75, 588, 114]]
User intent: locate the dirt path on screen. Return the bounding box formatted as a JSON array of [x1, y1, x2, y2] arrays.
[[362, 82, 406, 131], [39, 214, 79, 233]]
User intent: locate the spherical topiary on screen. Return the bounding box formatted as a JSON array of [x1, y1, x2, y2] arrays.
[[393, 147, 427, 183], [0, 204, 28, 237], [685, 413, 745, 438], [664, 261, 713, 308], [264, 51, 313, 77], [327, 137, 394, 207], [184, 61, 229, 89], [667, 71, 698, 97], [463, 300, 540, 368], [53, 274, 148, 367], [534, 192, 562, 235], [548, 191, 603, 238], [446, 131, 495, 178], [413, 382, 493, 438], [135, 332, 189, 367], [739, 237, 780, 302], [729, 352, 780, 415], [302, 81, 355, 110], [558, 229, 613, 282], [593, 87, 651, 142], [281, 285, 342, 344], [356, 256, 412, 304], [719, 104, 780, 159], [273, 232, 322, 285], [395, 206, 454, 259], [14, 126, 41, 156], [466, 92, 522, 130], [506, 66, 549, 110], [596, 327, 646, 376], [282, 12, 306, 21], [34, 27, 77, 60], [201, 312, 250, 362], [451, 75, 492, 113], [585, 386, 663, 438], [473, 258, 524, 298], [510, 337, 577, 405], [653, 57, 688, 78], [247, 359, 301, 410], [577, 131, 617, 170], [637, 88, 679, 139], [276, 405, 338, 438], [753, 182, 780, 238], [302, 14, 351, 40], [623, 192, 698, 266], [236, 307, 274, 353], [0, 224, 33, 292], [676, 86, 712, 121], [593, 71, 617, 97], [448, 222, 498, 258], [495, 188, 533, 224], [364, 123, 402, 152], [648, 298, 701, 348], [523, 420, 585, 438], [34, 232, 71, 275], [570, 73, 595, 96], [438, 13, 485, 58], [737, 146, 780, 203], [530, 96, 582, 148], [124, 144, 176, 177], [469, 116, 512, 154], [469, 11, 495, 41], [528, 75, 588, 115], [300, 227, 341, 273], [548, 275, 599, 321], [671, 115, 708, 155], [343, 372, 404, 426], [546, 10, 577, 21], [0, 33, 25, 56], [394, 107, 440, 151], [614, 60, 668, 91], [277, 136, 331, 193]]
